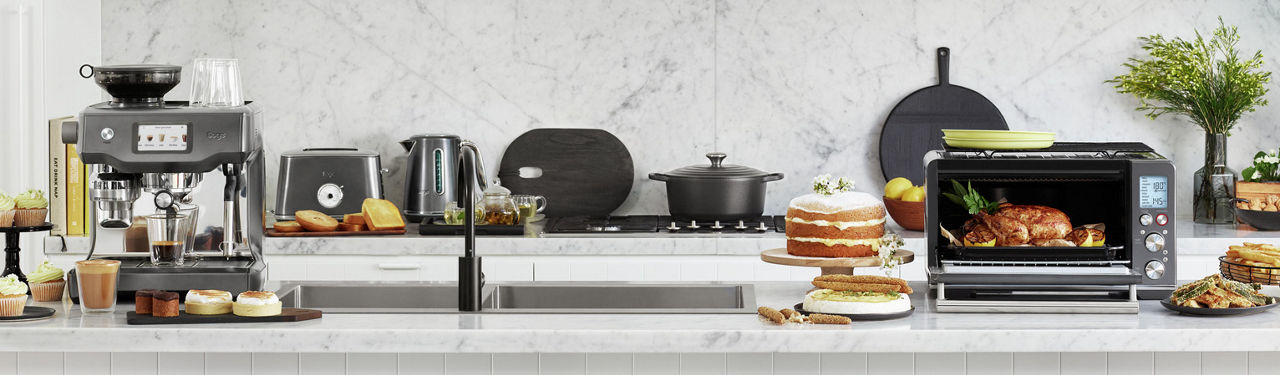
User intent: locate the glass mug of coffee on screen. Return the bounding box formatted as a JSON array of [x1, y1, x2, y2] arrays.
[[512, 195, 547, 222], [146, 213, 193, 266], [75, 259, 122, 313]]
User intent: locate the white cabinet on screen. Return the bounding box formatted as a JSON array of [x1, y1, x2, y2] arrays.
[[263, 255, 859, 283]]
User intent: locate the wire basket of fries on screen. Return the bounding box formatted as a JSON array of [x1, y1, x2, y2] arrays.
[[1220, 243, 1280, 285]]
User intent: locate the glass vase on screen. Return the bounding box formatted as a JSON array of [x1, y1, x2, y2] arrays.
[[1193, 133, 1238, 224]]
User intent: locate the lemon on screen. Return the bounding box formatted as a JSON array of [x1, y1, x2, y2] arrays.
[[900, 186, 925, 202], [964, 238, 996, 247], [884, 177, 914, 199]]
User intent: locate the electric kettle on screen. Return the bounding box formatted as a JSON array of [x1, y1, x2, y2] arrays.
[[400, 134, 488, 222]]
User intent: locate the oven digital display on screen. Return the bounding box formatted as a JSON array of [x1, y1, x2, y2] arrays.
[[136, 124, 189, 152], [1139, 176, 1168, 209]]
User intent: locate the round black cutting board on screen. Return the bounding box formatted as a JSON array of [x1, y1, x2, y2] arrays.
[[497, 128, 634, 218], [878, 47, 1008, 184]]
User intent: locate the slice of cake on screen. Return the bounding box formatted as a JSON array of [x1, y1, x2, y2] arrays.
[[786, 190, 886, 258]]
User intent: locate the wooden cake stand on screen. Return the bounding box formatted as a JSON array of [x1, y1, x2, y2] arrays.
[[759, 248, 914, 275]]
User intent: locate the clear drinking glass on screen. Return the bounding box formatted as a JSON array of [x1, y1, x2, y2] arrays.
[[75, 259, 121, 313], [189, 58, 244, 106], [146, 213, 192, 266], [173, 203, 200, 256]]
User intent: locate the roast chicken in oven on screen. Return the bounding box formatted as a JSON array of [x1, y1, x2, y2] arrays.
[[961, 203, 1104, 247], [946, 180, 1106, 247]]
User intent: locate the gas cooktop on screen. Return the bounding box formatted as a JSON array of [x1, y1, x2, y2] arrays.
[[544, 215, 786, 235]]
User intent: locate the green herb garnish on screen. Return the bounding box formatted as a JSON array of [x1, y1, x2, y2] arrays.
[[941, 180, 1000, 215]]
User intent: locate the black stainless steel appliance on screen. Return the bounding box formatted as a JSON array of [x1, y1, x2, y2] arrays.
[[649, 152, 784, 221], [61, 100, 267, 299], [400, 134, 487, 222], [926, 143, 1175, 313], [274, 148, 385, 220]]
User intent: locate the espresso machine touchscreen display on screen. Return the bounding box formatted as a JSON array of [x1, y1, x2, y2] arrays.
[[135, 124, 191, 152], [61, 69, 267, 299]]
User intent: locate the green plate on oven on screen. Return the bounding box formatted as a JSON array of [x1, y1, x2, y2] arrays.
[[941, 129, 1056, 140], [943, 137, 1054, 150]]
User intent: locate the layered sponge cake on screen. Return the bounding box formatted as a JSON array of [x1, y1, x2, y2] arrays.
[[786, 192, 886, 257]]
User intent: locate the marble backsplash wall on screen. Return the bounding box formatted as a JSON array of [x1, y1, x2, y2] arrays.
[[102, 0, 1280, 218]]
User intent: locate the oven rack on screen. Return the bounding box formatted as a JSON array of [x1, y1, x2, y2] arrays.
[[940, 245, 1123, 262], [941, 259, 1131, 267]]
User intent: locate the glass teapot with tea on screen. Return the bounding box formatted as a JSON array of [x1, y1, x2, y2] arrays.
[[481, 184, 520, 225]]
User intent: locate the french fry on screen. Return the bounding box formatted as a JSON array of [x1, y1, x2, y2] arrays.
[[1235, 249, 1280, 266]]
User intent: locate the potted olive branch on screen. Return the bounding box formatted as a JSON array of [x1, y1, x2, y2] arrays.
[[1107, 18, 1271, 224]]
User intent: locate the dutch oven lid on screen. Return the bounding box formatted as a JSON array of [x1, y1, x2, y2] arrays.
[[659, 152, 774, 179]]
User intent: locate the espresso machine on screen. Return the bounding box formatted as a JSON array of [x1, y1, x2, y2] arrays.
[[61, 64, 266, 299]]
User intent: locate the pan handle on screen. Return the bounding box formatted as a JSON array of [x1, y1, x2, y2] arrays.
[[937, 47, 949, 86], [762, 173, 784, 182], [648, 173, 669, 182]]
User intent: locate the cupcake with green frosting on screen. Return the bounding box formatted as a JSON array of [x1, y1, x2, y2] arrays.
[[27, 260, 65, 302], [0, 274, 28, 316], [0, 192, 14, 227], [13, 189, 48, 227]]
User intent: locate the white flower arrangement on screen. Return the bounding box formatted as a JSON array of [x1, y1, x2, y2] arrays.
[[1244, 148, 1280, 183], [877, 233, 905, 276]]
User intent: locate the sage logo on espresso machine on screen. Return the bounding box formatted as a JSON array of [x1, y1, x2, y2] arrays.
[[206, 131, 227, 140]]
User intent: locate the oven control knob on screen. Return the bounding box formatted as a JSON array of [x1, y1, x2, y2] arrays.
[[1145, 260, 1165, 280], [1139, 214, 1153, 226], [1156, 214, 1169, 226], [1144, 233, 1165, 252]]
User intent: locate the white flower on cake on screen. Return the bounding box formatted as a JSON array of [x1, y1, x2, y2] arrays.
[[812, 174, 854, 196]]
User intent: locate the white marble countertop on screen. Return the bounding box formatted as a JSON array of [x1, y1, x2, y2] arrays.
[[259, 221, 1280, 256], [44, 221, 1280, 257], [4, 282, 1280, 353]]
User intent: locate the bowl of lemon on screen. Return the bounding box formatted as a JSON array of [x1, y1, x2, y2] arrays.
[[883, 177, 924, 231]]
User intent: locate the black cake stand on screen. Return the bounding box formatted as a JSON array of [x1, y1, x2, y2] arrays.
[[1, 222, 54, 289]]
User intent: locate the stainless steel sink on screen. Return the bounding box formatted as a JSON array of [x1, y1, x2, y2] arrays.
[[276, 281, 756, 314]]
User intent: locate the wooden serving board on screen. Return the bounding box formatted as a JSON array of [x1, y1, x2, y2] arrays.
[[497, 128, 634, 217], [265, 228, 405, 237], [126, 308, 322, 325], [760, 248, 915, 275]]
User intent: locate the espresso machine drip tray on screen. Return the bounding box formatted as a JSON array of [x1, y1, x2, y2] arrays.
[[68, 255, 263, 303], [125, 257, 256, 272]]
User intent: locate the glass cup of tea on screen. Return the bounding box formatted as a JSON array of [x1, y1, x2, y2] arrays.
[[75, 259, 122, 313], [189, 58, 244, 107], [512, 195, 547, 222], [146, 213, 192, 266], [443, 201, 485, 225]]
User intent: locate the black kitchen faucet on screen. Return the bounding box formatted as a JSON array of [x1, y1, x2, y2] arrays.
[[458, 146, 484, 311]]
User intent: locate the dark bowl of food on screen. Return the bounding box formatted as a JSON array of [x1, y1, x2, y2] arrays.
[[1234, 198, 1280, 231], [80, 64, 181, 107]]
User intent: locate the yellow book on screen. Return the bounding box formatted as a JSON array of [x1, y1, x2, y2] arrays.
[[67, 144, 85, 236], [48, 116, 72, 235]]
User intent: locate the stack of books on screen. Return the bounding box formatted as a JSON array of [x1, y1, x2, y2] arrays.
[[48, 116, 91, 236]]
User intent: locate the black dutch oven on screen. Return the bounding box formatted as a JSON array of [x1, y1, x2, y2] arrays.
[[649, 152, 783, 220]]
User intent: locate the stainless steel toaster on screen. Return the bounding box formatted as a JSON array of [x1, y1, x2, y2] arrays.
[[274, 148, 385, 220]]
